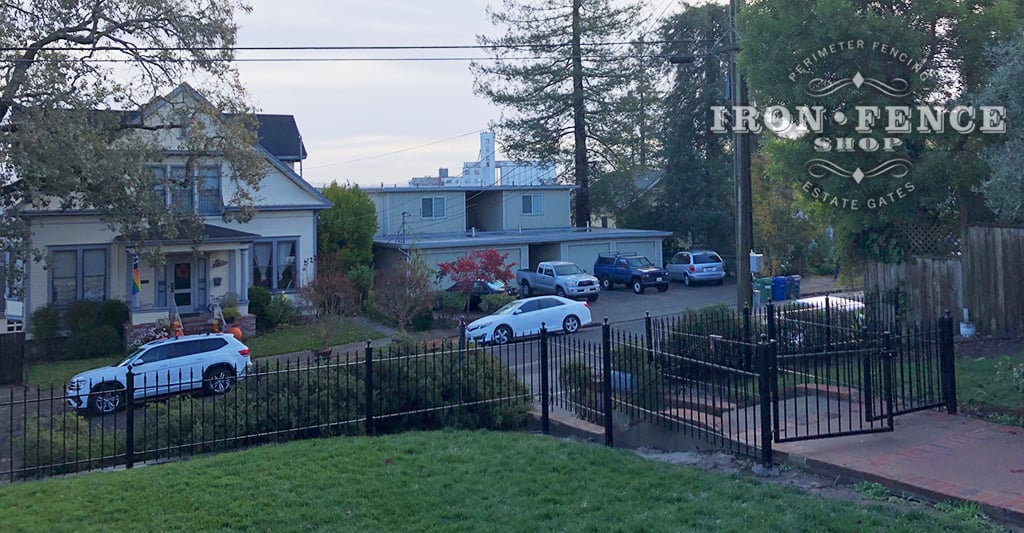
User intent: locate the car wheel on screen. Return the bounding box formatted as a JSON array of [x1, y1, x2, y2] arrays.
[[631, 278, 645, 294], [89, 384, 124, 416], [204, 366, 235, 395], [520, 281, 531, 297], [562, 314, 581, 334], [657, 283, 669, 292], [492, 325, 513, 345], [683, 274, 692, 287], [555, 286, 566, 297], [600, 276, 613, 290], [587, 293, 599, 302]]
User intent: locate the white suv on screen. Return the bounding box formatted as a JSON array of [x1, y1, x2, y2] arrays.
[[66, 333, 252, 416]]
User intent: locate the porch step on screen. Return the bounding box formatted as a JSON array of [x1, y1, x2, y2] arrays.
[[659, 408, 723, 432]]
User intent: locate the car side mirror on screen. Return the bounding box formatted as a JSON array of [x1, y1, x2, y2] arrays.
[[513, 309, 522, 315]]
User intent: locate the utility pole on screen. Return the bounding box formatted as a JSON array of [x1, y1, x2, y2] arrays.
[[730, 0, 753, 311]]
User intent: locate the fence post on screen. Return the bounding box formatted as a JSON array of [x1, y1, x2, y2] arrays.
[[862, 326, 874, 420], [364, 340, 374, 436], [540, 322, 550, 434], [766, 301, 776, 342], [939, 309, 958, 414], [743, 305, 752, 371], [644, 312, 654, 363], [883, 331, 895, 429], [602, 318, 613, 447], [125, 367, 135, 469], [458, 318, 467, 352], [824, 295, 832, 352], [757, 336, 773, 467]]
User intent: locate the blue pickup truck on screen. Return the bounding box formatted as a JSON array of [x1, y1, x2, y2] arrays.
[[593, 253, 669, 294]]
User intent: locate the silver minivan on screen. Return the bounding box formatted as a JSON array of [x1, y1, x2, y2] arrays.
[[666, 250, 726, 286]]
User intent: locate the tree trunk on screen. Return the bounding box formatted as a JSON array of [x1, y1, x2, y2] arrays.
[[571, 0, 590, 228]]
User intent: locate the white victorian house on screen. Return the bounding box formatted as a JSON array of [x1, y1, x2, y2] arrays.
[[16, 84, 330, 341]]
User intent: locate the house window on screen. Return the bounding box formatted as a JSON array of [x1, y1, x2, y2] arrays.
[[421, 197, 446, 219], [150, 164, 222, 215], [252, 239, 297, 292], [522, 194, 543, 215], [50, 247, 107, 305]]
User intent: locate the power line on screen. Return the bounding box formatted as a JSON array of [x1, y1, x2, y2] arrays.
[[307, 129, 486, 169]]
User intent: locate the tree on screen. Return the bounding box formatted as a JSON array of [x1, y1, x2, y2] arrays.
[[318, 182, 378, 268], [372, 256, 435, 334], [436, 249, 517, 312], [738, 1, 1019, 264], [299, 254, 360, 353], [0, 1, 263, 264], [621, 4, 734, 257], [471, 0, 644, 227], [976, 30, 1024, 223]]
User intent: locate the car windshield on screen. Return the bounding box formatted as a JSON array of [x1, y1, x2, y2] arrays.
[[626, 257, 652, 268], [693, 253, 722, 264], [554, 264, 585, 276], [116, 347, 146, 367], [492, 301, 519, 315], [486, 280, 507, 291]]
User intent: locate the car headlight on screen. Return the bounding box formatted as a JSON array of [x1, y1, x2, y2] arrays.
[[67, 378, 86, 391]]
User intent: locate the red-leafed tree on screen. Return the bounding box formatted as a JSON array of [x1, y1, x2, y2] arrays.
[[437, 249, 517, 312]]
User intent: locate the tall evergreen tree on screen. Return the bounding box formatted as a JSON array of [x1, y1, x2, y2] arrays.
[[471, 0, 644, 226]]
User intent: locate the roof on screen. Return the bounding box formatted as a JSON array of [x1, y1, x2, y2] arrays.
[[367, 185, 575, 193], [375, 227, 673, 250], [252, 114, 307, 162], [117, 222, 262, 245]]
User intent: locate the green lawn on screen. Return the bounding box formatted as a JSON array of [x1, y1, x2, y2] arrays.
[[27, 319, 387, 388], [0, 431, 999, 532], [957, 355, 1024, 426]]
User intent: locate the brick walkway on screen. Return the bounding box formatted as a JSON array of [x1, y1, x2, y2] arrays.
[[774, 410, 1024, 527]]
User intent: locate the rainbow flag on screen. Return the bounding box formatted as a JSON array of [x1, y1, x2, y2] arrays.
[[132, 255, 141, 295]]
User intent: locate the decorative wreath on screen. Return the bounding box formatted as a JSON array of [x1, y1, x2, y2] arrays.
[[175, 264, 190, 279]]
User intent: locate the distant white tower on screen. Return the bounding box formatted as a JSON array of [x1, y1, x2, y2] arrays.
[[478, 131, 496, 185]]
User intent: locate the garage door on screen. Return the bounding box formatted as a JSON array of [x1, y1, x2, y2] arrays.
[[564, 242, 612, 274], [615, 240, 659, 265]]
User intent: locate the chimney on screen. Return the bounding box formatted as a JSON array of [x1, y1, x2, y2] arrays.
[[439, 167, 448, 178]]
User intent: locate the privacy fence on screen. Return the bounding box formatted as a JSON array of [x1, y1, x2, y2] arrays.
[[0, 292, 957, 483]]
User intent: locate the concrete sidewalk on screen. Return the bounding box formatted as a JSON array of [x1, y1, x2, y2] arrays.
[[774, 410, 1024, 527]]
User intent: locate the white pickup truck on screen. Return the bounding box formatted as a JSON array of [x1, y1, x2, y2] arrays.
[[515, 261, 600, 302]]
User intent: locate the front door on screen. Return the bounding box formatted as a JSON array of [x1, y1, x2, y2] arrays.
[[170, 259, 195, 313]]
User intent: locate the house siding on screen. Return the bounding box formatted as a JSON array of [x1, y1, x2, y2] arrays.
[[502, 190, 571, 230], [369, 190, 466, 237]]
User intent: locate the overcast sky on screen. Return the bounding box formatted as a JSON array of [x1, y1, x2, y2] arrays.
[[234, 0, 512, 188], [235, 0, 681, 188]]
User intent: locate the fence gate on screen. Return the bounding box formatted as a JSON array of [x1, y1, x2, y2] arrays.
[[769, 340, 895, 443]]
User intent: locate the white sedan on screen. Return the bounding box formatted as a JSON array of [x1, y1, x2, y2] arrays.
[[465, 295, 592, 345]]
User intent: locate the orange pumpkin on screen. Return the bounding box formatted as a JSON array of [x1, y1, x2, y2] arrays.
[[227, 326, 243, 341]]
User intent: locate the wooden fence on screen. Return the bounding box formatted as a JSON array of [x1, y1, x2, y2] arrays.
[[0, 330, 25, 385], [866, 226, 1024, 337]]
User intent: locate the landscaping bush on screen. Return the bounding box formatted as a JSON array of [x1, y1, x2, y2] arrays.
[[261, 293, 297, 330], [610, 344, 664, 412], [97, 299, 130, 341], [557, 360, 602, 424], [410, 307, 434, 331], [248, 286, 272, 330], [29, 305, 62, 359], [17, 413, 125, 477], [436, 291, 468, 314], [479, 293, 516, 313], [64, 299, 101, 333]]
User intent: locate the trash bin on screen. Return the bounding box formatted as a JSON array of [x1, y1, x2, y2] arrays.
[[771, 276, 788, 302], [755, 277, 772, 305], [786, 275, 802, 299]]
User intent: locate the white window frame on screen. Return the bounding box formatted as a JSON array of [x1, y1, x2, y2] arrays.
[[421, 197, 446, 219], [148, 164, 223, 215], [49, 246, 108, 306], [522, 194, 544, 215]]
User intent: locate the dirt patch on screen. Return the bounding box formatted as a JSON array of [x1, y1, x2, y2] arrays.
[[957, 337, 1024, 360]]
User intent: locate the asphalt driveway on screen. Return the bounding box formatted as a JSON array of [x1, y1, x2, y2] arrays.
[[585, 278, 736, 325]]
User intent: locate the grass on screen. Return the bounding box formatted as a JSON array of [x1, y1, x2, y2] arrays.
[[956, 355, 1024, 426], [0, 431, 1001, 532], [26, 319, 388, 388]]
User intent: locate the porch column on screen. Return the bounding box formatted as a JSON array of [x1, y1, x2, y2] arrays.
[[239, 247, 249, 303]]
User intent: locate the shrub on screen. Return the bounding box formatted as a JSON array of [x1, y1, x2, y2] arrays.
[[97, 299, 130, 339], [410, 307, 433, 331], [479, 293, 516, 313], [29, 305, 62, 359], [437, 291, 468, 314], [248, 286, 272, 330], [219, 292, 240, 309], [17, 413, 125, 477], [221, 306, 240, 324], [263, 293, 297, 329], [64, 299, 100, 333]]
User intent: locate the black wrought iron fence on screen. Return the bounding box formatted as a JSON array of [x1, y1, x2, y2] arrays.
[[2, 341, 533, 483]]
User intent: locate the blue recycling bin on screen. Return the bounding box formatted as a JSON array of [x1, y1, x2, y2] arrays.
[[771, 276, 788, 302], [787, 275, 802, 299]]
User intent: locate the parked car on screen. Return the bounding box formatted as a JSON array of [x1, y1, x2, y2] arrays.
[[465, 295, 592, 345], [593, 252, 669, 294], [516, 261, 600, 302], [666, 250, 726, 286], [440, 279, 518, 310], [66, 333, 252, 416]]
